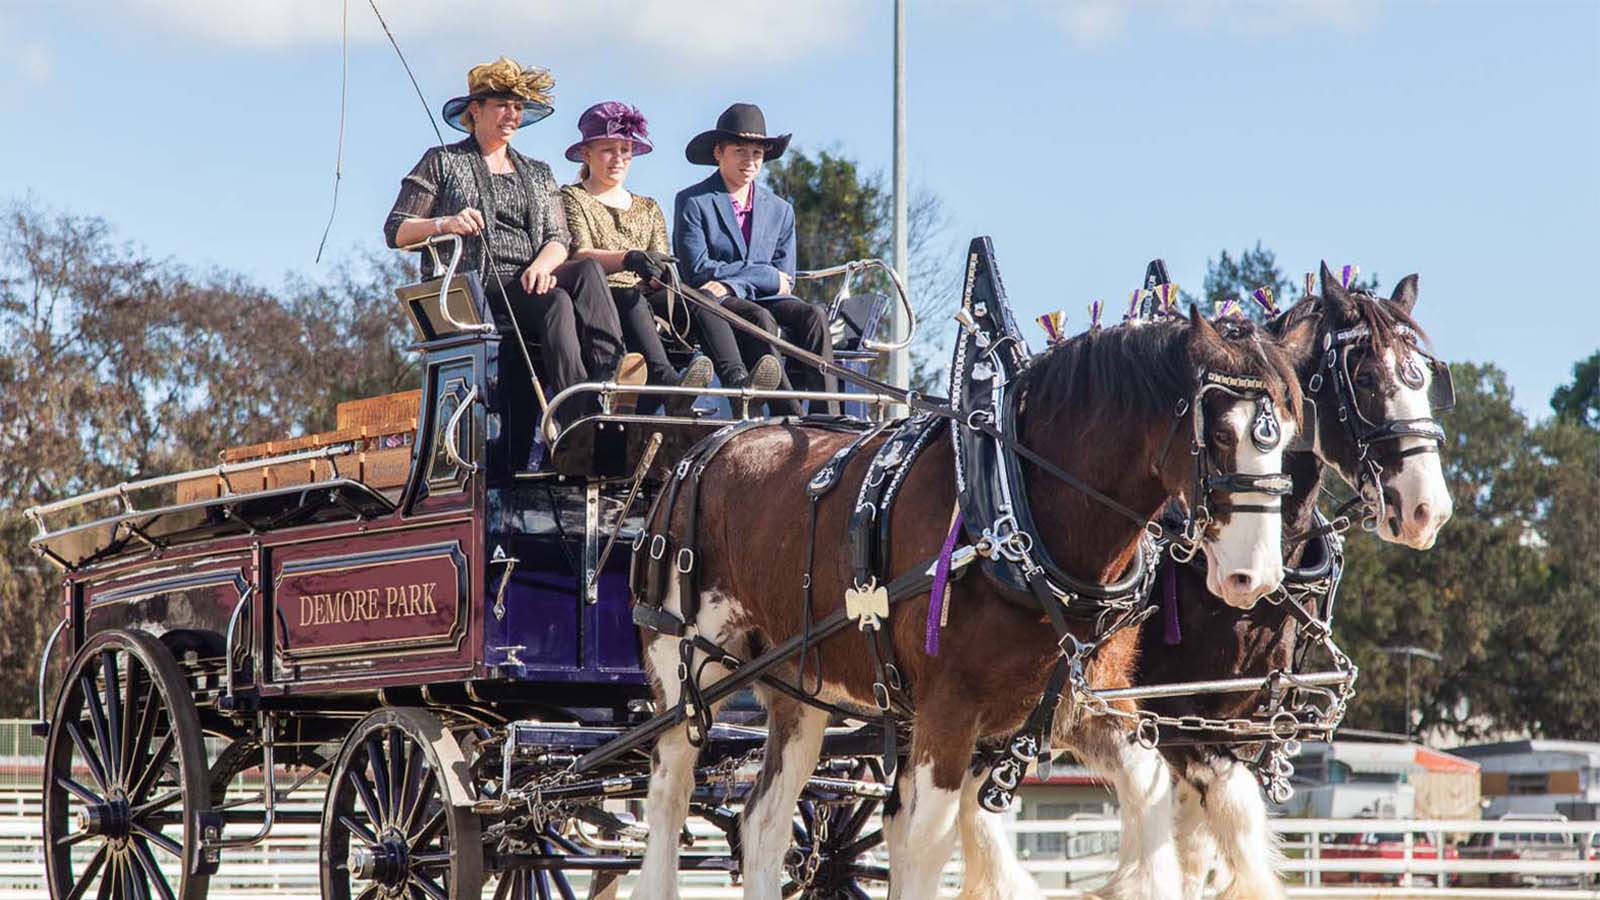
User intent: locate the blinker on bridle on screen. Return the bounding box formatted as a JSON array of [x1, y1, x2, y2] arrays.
[[1305, 316, 1455, 530], [1153, 369, 1293, 557]]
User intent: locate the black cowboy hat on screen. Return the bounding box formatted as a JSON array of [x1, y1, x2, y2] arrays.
[[685, 103, 792, 165]]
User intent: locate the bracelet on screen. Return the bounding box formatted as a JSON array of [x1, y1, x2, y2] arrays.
[[433, 217, 444, 235]]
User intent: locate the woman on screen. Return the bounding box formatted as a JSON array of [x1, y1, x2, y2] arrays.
[[558, 101, 724, 417], [383, 57, 643, 460]]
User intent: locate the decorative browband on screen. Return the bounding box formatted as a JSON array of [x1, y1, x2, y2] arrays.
[[1202, 371, 1271, 392]]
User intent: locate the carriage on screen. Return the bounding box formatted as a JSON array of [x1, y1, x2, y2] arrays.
[[29, 234, 919, 900], [29, 233, 1429, 900]]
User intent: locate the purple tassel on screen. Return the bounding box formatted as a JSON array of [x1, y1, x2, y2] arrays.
[[1162, 558, 1182, 645], [926, 510, 965, 656]]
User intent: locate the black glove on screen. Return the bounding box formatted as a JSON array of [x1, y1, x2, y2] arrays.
[[622, 249, 673, 282]]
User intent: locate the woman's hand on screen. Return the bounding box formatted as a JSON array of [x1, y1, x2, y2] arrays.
[[441, 208, 486, 236], [700, 280, 730, 299], [522, 258, 559, 294]]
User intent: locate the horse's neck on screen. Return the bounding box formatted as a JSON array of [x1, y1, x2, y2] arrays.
[[1023, 422, 1167, 583], [1282, 452, 1324, 566]]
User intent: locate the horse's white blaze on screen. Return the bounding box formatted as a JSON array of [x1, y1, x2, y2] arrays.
[[886, 764, 963, 900], [1203, 403, 1293, 608], [1188, 760, 1287, 900], [1378, 348, 1453, 549], [954, 772, 1046, 900]]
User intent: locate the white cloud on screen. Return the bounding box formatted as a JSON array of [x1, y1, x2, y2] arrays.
[[97, 0, 866, 68], [0, 19, 54, 110], [1041, 0, 1385, 45]]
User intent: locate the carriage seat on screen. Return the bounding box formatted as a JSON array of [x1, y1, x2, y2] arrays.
[[174, 391, 421, 504]]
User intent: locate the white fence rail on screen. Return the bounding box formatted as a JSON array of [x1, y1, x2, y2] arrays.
[[5, 802, 1599, 898]]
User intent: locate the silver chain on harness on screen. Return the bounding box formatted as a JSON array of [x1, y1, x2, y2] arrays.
[[1064, 533, 1358, 804]]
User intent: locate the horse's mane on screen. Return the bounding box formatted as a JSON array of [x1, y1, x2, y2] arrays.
[[1018, 316, 1302, 432], [1279, 286, 1429, 358]]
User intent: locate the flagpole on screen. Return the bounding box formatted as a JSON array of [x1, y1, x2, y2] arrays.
[[891, 0, 909, 402]]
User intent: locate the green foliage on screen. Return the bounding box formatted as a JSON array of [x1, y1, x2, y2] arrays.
[[1550, 349, 1599, 429], [1198, 242, 1294, 321], [1183, 244, 1382, 321], [764, 148, 956, 379], [1336, 361, 1600, 740]]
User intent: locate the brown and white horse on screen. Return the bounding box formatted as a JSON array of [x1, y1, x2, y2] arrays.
[[956, 268, 1455, 900], [628, 309, 1316, 899]]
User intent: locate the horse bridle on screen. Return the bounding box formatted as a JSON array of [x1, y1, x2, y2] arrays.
[[1152, 369, 1294, 558], [1306, 317, 1454, 530]]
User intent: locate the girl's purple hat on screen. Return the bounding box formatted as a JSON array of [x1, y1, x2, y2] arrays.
[[564, 101, 653, 162]]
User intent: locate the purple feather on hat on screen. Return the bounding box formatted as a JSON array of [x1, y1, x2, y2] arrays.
[[565, 101, 654, 162]]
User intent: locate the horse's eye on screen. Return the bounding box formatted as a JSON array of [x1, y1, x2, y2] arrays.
[[1353, 369, 1378, 391], [1210, 426, 1237, 448]]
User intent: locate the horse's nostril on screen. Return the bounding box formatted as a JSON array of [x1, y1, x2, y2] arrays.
[[1412, 501, 1432, 526], [1226, 572, 1258, 594]]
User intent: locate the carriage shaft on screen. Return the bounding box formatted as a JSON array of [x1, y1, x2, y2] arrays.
[[1089, 670, 1348, 702]]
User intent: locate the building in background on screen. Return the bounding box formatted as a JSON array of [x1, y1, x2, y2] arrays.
[[1452, 740, 1600, 821], [1275, 741, 1480, 820], [1012, 761, 1118, 892]]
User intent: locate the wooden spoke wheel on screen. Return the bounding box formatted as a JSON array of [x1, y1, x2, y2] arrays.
[[320, 708, 482, 900], [43, 630, 212, 900], [784, 758, 889, 900], [489, 859, 585, 900]]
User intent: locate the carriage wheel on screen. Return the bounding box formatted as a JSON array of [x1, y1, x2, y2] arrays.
[[43, 629, 212, 900], [208, 736, 331, 805], [489, 856, 582, 900], [785, 758, 888, 899], [320, 708, 482, 900]]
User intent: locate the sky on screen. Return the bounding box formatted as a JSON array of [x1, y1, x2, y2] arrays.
[[1, 0, 1595, 416]]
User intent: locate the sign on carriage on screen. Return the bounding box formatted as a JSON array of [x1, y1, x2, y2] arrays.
[[274, 542, 466, 660]]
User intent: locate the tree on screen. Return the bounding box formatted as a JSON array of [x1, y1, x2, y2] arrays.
[[1199, 242, 1293, 320], [1550, 350, 1599, 429], [0, 203, 416, 714], [1334, 358, 1600, 740], [764, 148, 956, 394], [1184, 243, 1380, 321]]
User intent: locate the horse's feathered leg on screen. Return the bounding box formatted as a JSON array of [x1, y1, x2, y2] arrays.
[[953, 767, 1045, 900], [1187, 758, 1286, 900], [739, 695, 828, 900], [1072, 724, 1181, 900], [1174, 775, 1218, 899], [632, 581, 746, 899], [885, 697, 978, 900]]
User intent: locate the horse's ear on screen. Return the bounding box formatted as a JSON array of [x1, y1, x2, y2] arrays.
[[1188, 303, 1222, 347], [1319, 261, 1357, 318], [1390, 273, 1419, 313], [1318, 261, 1342, 298]]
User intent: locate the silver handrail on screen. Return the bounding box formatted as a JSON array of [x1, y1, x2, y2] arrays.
[[26, 442, 359, 539], [796, 257, 917, 352], [222, 585, 256, 703], [35, 617, 69, 722], [442, 384, 480, 474], [538, 382, 897, 441], [397, 233, 494, 335], [205, 713, 277, 850]]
